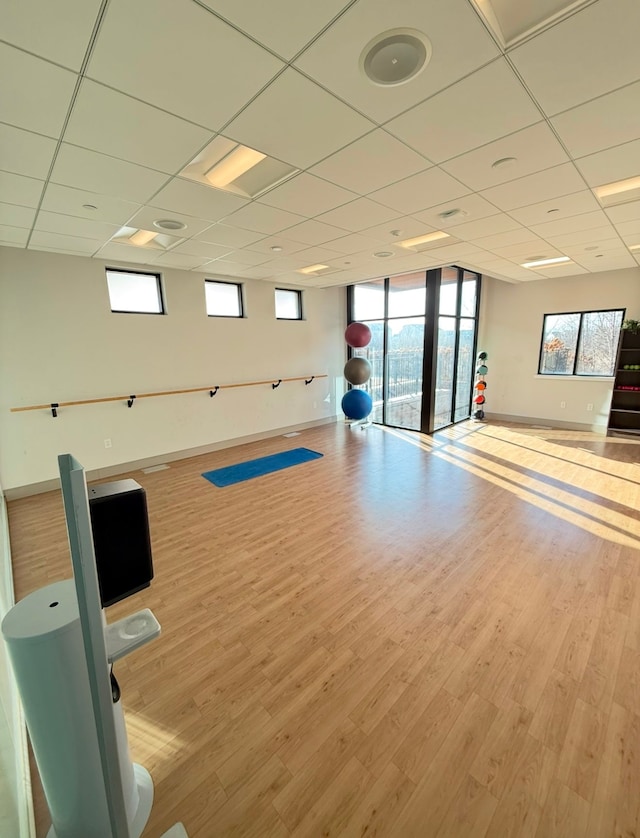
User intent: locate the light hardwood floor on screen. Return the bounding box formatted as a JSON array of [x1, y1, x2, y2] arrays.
[[8, 420, 640, 837]]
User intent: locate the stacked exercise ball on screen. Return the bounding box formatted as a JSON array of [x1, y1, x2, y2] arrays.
[[342, 322, 373, 420], [473, 351, 488, 420]]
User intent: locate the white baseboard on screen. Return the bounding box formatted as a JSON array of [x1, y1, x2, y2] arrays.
[[486, 412, 608, 433], [4, 417, 337, 500]]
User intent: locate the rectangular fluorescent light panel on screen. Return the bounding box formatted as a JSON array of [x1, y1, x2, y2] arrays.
[[630, 244, 640, 251], [521, 256, 571, 268], [205, 146, 266, 189], [298, 264, 329, 274], [400, 231, 450, 249], [129, 229, 157, 247], [594, 176, 640, 207]]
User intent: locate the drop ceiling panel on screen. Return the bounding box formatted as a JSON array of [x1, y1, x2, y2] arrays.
[[412, 194, 499, 229], [370, 168, 469, 215], [492, 239, 564, 260], [1, 0, 102, 70], [194, 224, 264, 248], [244, 236, 307, 256], [198, 0, 352, 59], [0, 45, 77, 138], [385, 59, 541, 163], [545, 225, 618, 247], [573, 252, 636, 270], [64, 80, 212, 173], [214, 249, 270, 266], [441, 123, 569, 191], [40, 184, 141, 225], [574, 139, 640, 187], [202, 259, 251, 276], [606, 201, 640, 224], [95, 242, 163, 265], [362, 215, 436, 241], [150, 252, 211, 270], [0, 124, 57, 180], [316, 198, 398, 232], [508, 190, 600, 226], [0, 225, 29, 246], [479, 164, 587, 210], [0, 172, 44, 208], [472, 228, 543, 251], [283, 219, 350, 245], [446, 214, 521, 241], [615, 220, 640, 240], [294, 0, 500, 123], [34, 210, 120, 240], [87, 0, 283, 130], [50, 145, 169, 204], [510, 0, 640, 115], [309, 130, 431, 196], [225, 69, 374, 170], [321, 233, 388, 255], [170, 240, 231, 259], [258, 173, 357, 217], [29, 230, 102, 255], [222, 202, 306, 234], [551, 81, 640, 160], [529, 210, 615, 238], [0, 203, 37, 229], [125, 207, 212, 238], [149, 178, 247, 222]]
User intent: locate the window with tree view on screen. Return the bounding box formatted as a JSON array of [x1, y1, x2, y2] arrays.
[[539, 309, 624, 376]]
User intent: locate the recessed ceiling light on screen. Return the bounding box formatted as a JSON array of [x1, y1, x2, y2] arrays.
[[271, 245, 283, 252], [547, 208, 560, 214], [205, 145, 266, 189], [129, 229, 157, 247], [630, 244, 640, 251], [585, 246, 599, 251], [593, 175, 640, 206], [82, 203, 97, 211], [491, 156, 517, 169], [399, 230, 450, 249], [344, 261, 352, 265], [438, 208, 464, 219], [595, 254, 604, 258], [374, 251, 394, 258], [153, 219, 186, 231], [361, 29, 432, 87], [521, 256, 571, 268], [390, 229, 403, 237], [298, 264, 329, 274]]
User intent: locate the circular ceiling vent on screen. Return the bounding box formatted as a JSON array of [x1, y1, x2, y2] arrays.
[[361, 29, 432, 87], [374, 251, 394, 258], [153, 218, 186, 231]]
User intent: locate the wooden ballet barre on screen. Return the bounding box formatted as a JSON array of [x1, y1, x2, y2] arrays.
[[10, 374, 328, 415]]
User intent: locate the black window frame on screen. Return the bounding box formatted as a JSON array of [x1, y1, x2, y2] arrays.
[[105, 267, 165, 315], [275, 287, 303, 321], [538, 308, 625, 377], [204, 279, 245, 318]]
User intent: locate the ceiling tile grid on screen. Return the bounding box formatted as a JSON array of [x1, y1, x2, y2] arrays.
[[2, 0, 639, 286]]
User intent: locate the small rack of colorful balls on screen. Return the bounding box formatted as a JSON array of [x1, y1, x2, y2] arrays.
[[474, 351, 488, 420]]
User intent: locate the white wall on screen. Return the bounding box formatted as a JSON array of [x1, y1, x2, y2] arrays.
[[0, 247, 346, 490], [479, 267, 640, 428]]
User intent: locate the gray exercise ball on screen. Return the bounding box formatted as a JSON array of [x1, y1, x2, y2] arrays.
[[344, 356, 371, 385]]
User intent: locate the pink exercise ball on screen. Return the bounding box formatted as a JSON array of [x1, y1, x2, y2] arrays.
[[345, 322, 372, 348]]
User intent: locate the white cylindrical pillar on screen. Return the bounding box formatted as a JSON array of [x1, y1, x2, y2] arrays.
[[1, 580, 140, 838]]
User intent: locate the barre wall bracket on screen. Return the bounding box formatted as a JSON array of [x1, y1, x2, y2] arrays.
[[127, 395, 136, 408], [50, 403, 59, 418], [209, 386, 219, 398], [272, 379, 282, 390], [305, 376, 315, 385]]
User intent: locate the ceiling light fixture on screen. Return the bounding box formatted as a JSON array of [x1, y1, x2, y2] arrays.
[[399, 230, 450, 248], [438, 208, 464, 219], [491, 156, 517, 169], [374, 251, 393, 258], [205, 145, 266, 189], [153, 219, 186, 231], [82, 203, 97, 211], [593, 175, 640, 205], [361, 29, 432, 86], [584, 246, 599, 251], [129, 229, 157, 247], [547, 208, 560, 214], [390, 229, 403, 237], [298, 264, 329, 274], [521, 256, 571, 268], [629, 244, 640, 251], [271, 245, 283, 252]]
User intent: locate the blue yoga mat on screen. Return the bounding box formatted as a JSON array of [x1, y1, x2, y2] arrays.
[[202, 447, 323, 487]]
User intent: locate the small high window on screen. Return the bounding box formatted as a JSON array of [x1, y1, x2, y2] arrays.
[[205, 280, 244, 318], [539, 309, 624, 376], [106, 269, 164, 314], [275, 288, 302, 320]]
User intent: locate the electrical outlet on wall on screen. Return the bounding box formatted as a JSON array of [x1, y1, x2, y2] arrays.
[[104, 438, 112, 448], [586, 403, 593, 411], [560, 401, 566, 408]]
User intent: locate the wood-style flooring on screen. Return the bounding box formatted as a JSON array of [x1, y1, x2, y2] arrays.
[[8, 420, 640, 837]]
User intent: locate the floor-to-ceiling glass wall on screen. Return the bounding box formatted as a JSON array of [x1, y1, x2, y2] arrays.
[[349, 266, 480, 433]]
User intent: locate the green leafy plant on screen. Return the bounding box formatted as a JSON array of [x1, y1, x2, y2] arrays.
[[622, 319, 640, 334]]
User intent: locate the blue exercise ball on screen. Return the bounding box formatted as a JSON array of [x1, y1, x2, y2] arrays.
[[342, 389, 372, 420]]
